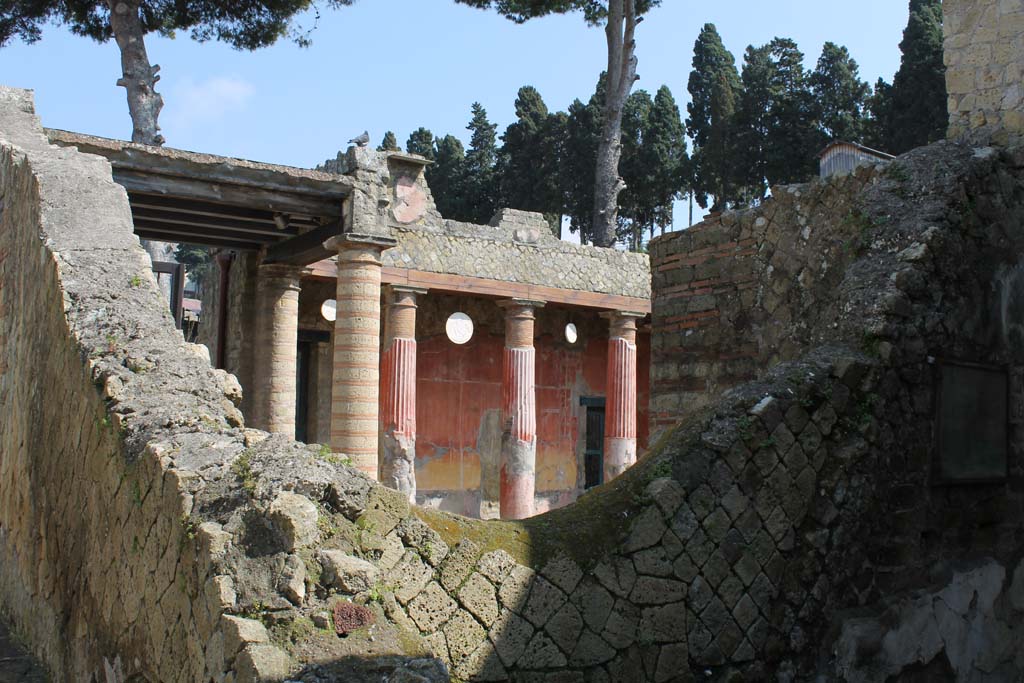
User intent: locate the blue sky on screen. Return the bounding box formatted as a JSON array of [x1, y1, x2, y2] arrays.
[[2, 0, 909, 170]]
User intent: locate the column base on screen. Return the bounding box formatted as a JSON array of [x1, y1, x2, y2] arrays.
[[381, 428, 416, 504], [500, 434, 536, 520], [604, 436, 637, 483]]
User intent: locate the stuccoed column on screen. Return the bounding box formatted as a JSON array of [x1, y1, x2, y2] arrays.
[[602, 311, 644, 482], [379, 285, 427, 503], [325, 235, 396, 480], [253, 263, 303, 436], [498, 299, 545, 520]]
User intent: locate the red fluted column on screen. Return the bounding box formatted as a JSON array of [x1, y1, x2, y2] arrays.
[[602, 311, 644, 482], [498, 299, 545, 520], [379, 285, 427, 503]]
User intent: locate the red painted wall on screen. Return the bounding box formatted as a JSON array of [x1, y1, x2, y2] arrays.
[[414, 302, 650, 511]]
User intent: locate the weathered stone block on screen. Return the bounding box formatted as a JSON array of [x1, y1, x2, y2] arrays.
[[489, 608, 535, 667], [408, 581, 459, 633], [320, 550, 379, 594], [458, 572, 500, 628]]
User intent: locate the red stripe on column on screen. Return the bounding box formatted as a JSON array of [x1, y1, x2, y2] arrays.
[[380, 338, 417, 437], [605, 338, 637, 439], [502, 347, 536, 443]]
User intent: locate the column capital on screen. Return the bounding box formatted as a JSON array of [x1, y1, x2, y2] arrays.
[[602, 311, 644, 344], [385, 285, 429, 298], [498, 298, 546, 311], [599, 310, 646, 322], [257, 262, 307, 278], [323, 233, 398, 254]]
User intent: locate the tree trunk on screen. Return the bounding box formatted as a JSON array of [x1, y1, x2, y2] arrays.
[[108, 0, 164, 146], [591, 0, 637, 248]]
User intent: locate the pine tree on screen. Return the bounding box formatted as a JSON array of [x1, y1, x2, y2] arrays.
[[811, 42, 870, 143], [464, 102, 499, 224], [687, 24, 742, 211], [429, 135, 468, 220], [0, 0, 352, 146], [406, 128, 436, 161], [453, 0, 663, 247], [887, 0, 946, 153], [377, 131, 400, 152]]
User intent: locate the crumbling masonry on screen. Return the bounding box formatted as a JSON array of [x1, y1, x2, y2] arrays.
[[0, 0, 1024, 680]]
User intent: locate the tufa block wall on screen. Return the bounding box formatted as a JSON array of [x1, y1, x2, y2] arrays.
[[945, 0, 1024, 143], [7, 77, 1024, 682]]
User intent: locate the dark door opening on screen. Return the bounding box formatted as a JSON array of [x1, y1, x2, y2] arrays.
[[581, 397, 606, 489]]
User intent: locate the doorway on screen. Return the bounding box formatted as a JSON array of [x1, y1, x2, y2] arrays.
[[581, 397, 606, 489]]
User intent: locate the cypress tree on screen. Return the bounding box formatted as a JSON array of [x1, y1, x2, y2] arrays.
[[687, 23, 742, 211], [430, 135, 468, 220], [377, 131, 400, 152], [642, 86, 688, 236], [618, 90, 655, 249], [464, 102, 499, 224], [734, 44, 774, 201], [563, 75, 605, 244], [864, 78, 895, 151], [761, 38, 819, 187], [887, 0, 946, 153], [811, 42, 870, 143], [406, 128, 436, 161]]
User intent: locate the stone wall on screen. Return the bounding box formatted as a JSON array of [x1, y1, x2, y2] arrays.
[[945, 0, 1024, 143], [648, 169, 874, 435], [7, 78, 1024, 683], [0, 86, 248, 681]]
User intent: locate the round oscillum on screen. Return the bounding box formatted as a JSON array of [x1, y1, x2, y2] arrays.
[[565, 323, 579, 344], [446, 312, 474, 345], [320, 299, 337, 322]]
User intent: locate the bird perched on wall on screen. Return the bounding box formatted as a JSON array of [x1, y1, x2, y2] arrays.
[[348, 131, 370, 147]]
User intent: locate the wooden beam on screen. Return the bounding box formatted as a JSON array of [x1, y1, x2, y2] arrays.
[[263, 221, 343, 266], [114, 169, 343, 218], [306, 260, 651, 313], [136, 222, 272, 248], [131, 207, 297, 238], [127, 192, 320, 227]]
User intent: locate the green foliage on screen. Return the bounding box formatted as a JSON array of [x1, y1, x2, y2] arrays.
[[497, 86, 566, 233], [687, 23, 742, 211], [231, 450, 257, 496], [174, 243, 211, 292], [615, 86, 687, 248], [452, 0, 661, 28], [316, 443, 351, 466], [405, 128, 436, 161], [0, 0, 354, 50], [866, 0, 946, 154], [430, 134, 468, 220], [129, 274, 143, 288], [463, 102, 499, 224], [377, 131, 400, 152], [811, 42, 870, 143]]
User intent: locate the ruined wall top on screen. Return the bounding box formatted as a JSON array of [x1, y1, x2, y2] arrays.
[[944, 0, 1024, 143], [320, 147, 651, 300]]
